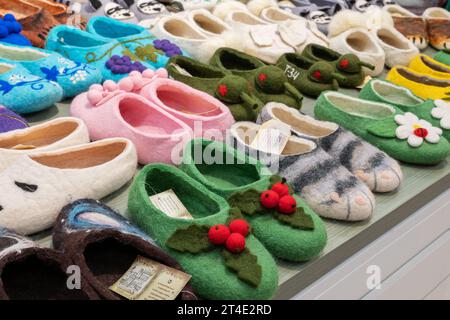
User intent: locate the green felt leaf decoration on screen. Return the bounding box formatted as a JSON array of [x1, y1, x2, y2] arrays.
[[366, 119, 397, 138], [227, 207, 245, 224], [166, 225, 213, 253], [222, 249, 262, 287], [269, 175, 294, 194], [273, 207, 315, 230], [228, 189, 263, 215]]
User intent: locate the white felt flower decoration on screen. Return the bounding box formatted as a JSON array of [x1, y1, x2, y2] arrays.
[[395, 112, 442, 147], [431, 100, 450, 130]]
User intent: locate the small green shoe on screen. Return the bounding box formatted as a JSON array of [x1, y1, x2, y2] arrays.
[[315, 92, 450, 165], [128, 164, 278, 300], [166, 55, 263, 122], [301, 44, 374, 88], [435, 50, 450, 67], [359, 79, 450, 142], [276, 53, 345, 98], [179, 138, 327, 262], [209, 48, 303, 110]]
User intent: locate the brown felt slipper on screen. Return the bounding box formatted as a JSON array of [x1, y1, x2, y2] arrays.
[[0, 227, 98, 300], [53, 199, 198, 301], [423, 7, 450, 51]]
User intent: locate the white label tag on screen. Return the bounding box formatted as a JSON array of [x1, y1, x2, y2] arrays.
[[169, 63, 193, 77], [357, 75, 373, 89], [149, 189, 193, 219], [250, 119, 291, 154]]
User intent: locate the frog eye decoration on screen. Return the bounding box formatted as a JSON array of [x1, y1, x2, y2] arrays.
[[255, 66, 286, 93], [337, 54, 375, 73]]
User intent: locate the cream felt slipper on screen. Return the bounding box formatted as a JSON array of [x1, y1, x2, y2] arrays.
[[0, 117, 89, 172], [184, 9, 231, 38], [423, 7, 450, 51], [0, 138, 137, 235]]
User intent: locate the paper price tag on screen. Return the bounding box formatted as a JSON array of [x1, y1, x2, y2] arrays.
[[149, 189, 193, 220], [250, 119, 291, 154]]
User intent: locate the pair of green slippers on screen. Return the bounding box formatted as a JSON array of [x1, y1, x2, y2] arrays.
[[315, 79, 450, 165], [128, 139, 327, 300]]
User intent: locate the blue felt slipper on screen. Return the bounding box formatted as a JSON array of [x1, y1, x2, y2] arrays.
[[0, 43, 102, 99], [0, 14, 32, 47], [0, 62, 63, 114], [86, 16, 186, 69]]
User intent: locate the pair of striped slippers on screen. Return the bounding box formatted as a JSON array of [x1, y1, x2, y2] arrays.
[[229, 102, 402, 222]]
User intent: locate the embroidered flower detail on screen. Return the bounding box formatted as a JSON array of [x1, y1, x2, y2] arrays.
[[70, 70, 88, 84], [8, 74, 28, 84], [431, 100, 450, 130], [395, 112, 443, 147], [41, 66, 59, 82], [57, 57, 77, 68]]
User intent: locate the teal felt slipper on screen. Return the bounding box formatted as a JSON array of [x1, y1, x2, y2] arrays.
[[128, 164, 278, 300], [314, 91, 450, 165], [0, 43, 102, 99], [0, 62, 62, 114], [86, 16, 186, 70], [179, 138, 327, 262], [210, 48, 303, 110], [359, 79, 450, 142]]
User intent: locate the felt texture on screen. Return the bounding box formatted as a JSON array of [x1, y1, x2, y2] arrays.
[[167, 55, 265, 122], [0, 227, 98, 300], [0, 105, 28, 133], [227, 123, 375, 221], [21, 0, 87, 28], [71, 82, 193, 164], [0, 43, 102, 99], [53, 199, 197, 300], [386, 67, 450, 101], [409, 54, 450, 80], [127, 163, 278, 300], [0, 138, 137, 235], [0, 62, 63, 114], [435, 51, 450, 67], [115, 0, 184, 22], [359, 79, 450, 142], [314, 91, 450, 165], [78, 0, 139, 24], [179, 138, 328, 261], [0, 14, 31, 46], [258, 102, 403, 192], [210, 48, 303, 109], [423, 7, 450, 51]]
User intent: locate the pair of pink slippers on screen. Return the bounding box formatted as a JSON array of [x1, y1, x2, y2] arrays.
[[71, 69, 235, 164]]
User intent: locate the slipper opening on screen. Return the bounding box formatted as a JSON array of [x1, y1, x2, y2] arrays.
[[371, 80, 423, 106]]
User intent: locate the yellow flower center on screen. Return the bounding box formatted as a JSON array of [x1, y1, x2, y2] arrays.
[[412, 124, 422, 129]]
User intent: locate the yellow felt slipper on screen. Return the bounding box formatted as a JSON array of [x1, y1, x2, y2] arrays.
[[386, 67, 450, 101], [409, 54, 450, 80]]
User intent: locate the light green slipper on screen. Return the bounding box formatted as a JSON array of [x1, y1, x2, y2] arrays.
[[359, 79, 450, 142], [179, 138, 327, 262], [314, 92, 450, 165], [128, 164, 278, 300]]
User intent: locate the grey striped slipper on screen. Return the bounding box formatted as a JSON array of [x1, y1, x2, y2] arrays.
[[257, 102, 403, 193], [228, 121, 375, 221]]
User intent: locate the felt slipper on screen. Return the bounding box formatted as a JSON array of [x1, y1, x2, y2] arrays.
[[0, 227, 98, 300], [0, 106, 28, 134], [87, 16, 184, 70], [53, 199, 197, 300], [183, 8, 231, 38], [435, 50, 450, 67], [79, 0, 138, 24], [0, 117, 89, 172], [46, 25, 151, 82], [166, 55, 264, 122], [116, 0, 184, 25], [409, 54, 450, 80], [258, 102, 402, 192], [210, 47, 303, 110], [301, 44, 374, 87], [0, 14, 31, 47], [314, 91, 450, 165], [179, 0, 219, 11], [0, 138, 137, 235], [359, 79, 450, 142], [386, 66, 450, 101], [276, 53, 343, 97], [0, 62, 63, 114], [128, 163, 279, 300], [0, 43, 102, 99], [179, 138, 327, 261], [423, 7, 450, 51], [383, 4, 428, 50], [70, 78, 193, 164]]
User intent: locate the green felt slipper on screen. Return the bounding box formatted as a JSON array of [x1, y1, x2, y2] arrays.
[[166, 56, 264, 122], [276, 53, 345, 98], [128, 164, 278, 300], [314, 92, 450, 165], [435, 50, 450, 67], [179, 138, 327, 262], [301, 44, 374, 88], [209, 48, 303, 110], [359, 79, 450, 142]]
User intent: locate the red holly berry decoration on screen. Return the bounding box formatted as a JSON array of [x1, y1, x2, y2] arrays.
[[271, 178, 289, 197], [277, 195, 297, 215], [312, 70, 321, 80], [260, 190, 280, 209], [218, 84, 228, 97], [208, 224, 231, 245], [258, 73, 267, 82], [226, 233, 246, 253], [229, 219, 250, 237], [340, 59, 349, 69]]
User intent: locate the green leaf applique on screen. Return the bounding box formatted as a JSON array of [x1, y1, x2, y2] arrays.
[[273, 207, 314, 230], [166, 224, 213, 253], [228, 189, 263, 215], [366, 118, 397, 138], [135, 45, 163, 63], [222, 249, 262, 287]]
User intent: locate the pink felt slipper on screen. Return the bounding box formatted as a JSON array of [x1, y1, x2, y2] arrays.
[[70, 80, 193, 165], [128, 69, 235, 140]]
